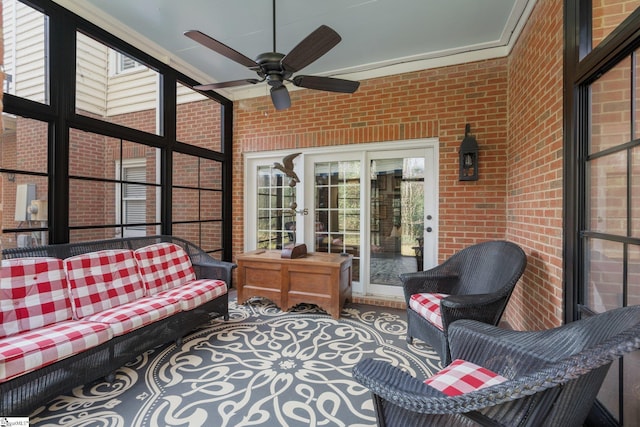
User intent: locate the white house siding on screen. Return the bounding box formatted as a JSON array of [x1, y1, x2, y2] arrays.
[[177, 82, 208, 104], [76, 32, 108, 117], [3, 0, 47, 103], [5, 0, 214, 120], [106, 64, 158, 117]]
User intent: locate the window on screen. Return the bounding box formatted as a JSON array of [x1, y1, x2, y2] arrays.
[[172, 152, 224, 255], [580, 50, 640, 424], [116, 160, 147, 237], [567, 2, 640, 423], [76, 32, 160, 135], [1, 0, 49, 103], [68, 130, 160, 242], [0, 115, 49, 249], [255, 165, 297, 250], [176, 82, 223, 152]]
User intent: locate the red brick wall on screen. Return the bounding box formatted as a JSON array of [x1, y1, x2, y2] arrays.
[[233, 60, 511, 278], [592, 0, 640, 46], [177, 98, 222, 151], [233, 0, 566, 331], [66, 100, 222, 244], [504, 0, 564, 330], [1, 119, 48, 248]]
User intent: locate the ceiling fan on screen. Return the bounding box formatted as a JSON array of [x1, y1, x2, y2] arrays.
[[184, 0, 360, 110]]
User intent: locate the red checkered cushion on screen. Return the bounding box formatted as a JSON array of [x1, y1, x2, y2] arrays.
[[64, 249, 145, 319], [82, 296, 181, 336], [154, 279, 227, 311], [134, 243, 196, 295], [425, 359, 508, 396], [0, 319, 112, 383], [0, 257, 72, 338], [409, 293, 448, 330]]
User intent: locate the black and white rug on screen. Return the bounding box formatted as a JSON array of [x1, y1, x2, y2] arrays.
[[30, 297, 440, 427]]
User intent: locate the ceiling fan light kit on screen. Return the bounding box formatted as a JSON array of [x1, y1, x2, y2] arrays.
[[184, 0, 359, 110]]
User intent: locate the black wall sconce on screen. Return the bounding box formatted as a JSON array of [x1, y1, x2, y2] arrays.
[[459, 123, 478, 181]]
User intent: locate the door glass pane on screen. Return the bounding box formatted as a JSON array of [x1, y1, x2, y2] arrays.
[[585, 47, 639, 425], [598, 359, 621, 421], [592, 1, 640, 50], [591, 57, 631, 154], [630, 244, 640, 307], [256, 166, 296, 249], [624, 243, 640, 421], [633, 146, 640, 237], [589, 152, 628, 234], [586, 238, 624, 312], [315, 161, 360, 281], [370, 157, 424, 286]]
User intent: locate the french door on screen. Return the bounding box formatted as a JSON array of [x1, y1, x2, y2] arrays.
[[365, 149, 437, 297], [302, 142, 438, 297], [245, 140, 438, 298]]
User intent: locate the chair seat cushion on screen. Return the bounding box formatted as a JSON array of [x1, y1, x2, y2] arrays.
[[154, 279, 227, 311], [0, 320, 112, 383], [409, 293, 448, 330], [425, 359, 507, 396], [82, 297, 180, 336]]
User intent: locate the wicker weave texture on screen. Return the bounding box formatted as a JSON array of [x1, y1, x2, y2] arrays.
[[353, 305, 640, 427], [0, 236, 233, 415], [401, 240, 527, 364]]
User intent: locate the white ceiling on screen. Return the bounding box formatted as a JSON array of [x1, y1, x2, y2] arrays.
[[54, 0, 535, 101]]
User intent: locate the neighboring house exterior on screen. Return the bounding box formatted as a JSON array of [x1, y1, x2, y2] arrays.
[[1, 0, 222, 250]]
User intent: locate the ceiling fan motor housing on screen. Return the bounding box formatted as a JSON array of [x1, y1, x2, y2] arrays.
[[255, 52, 291, 87]]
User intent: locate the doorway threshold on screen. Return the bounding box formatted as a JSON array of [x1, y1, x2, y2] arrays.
[[352, 293, 406, 310]]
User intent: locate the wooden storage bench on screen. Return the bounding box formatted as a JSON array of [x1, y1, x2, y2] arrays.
[[236, 250, 352, 319]]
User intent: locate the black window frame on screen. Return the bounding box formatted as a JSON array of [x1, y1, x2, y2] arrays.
[[1, 0, 233, 261], [564, 2, 640, 425]]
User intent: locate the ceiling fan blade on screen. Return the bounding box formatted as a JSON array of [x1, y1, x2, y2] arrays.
[[194, 79, 261, 90], [292, 75, 360, 93], [281, 25, 341, 73], [184, 30, 258, 68], [271, 85, 291, 110]]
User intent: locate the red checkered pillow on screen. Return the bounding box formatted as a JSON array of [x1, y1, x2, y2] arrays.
[[425, 359, 508, 396], [409, 293, 448, 330], [0, 257, 72, 338], [64, 249, 145, 319], [134, 243, 196, 295]]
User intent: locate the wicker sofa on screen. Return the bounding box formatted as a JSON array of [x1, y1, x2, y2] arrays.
[[1, 235, 235, 416]]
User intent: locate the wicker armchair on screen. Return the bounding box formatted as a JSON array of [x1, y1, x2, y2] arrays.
[[400, 240, 526, 364], [353, 305, 640, 427]]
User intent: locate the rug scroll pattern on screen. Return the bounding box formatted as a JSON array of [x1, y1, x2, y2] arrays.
[[30, 299, 440, 427]]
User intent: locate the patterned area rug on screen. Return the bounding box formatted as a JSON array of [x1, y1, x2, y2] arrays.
[[30, 296, 440, 427]]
